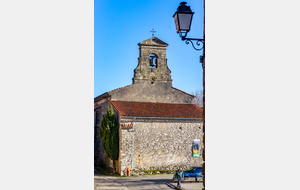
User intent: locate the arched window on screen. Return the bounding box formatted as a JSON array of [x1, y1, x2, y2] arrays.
[[149, 54, 157, 68]]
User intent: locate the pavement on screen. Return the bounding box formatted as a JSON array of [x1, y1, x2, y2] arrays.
[[94, 173, 203, 190]]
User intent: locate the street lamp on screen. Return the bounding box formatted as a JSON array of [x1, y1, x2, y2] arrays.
[[173, 2, 194, 38], [173, 2, 205, 190], [173, 2, 204, 51]]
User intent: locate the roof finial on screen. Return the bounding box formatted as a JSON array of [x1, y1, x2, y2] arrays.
[[150, 29, 156, 37]]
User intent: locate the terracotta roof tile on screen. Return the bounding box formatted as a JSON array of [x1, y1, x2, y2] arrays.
[[110, 100, 202, 118]]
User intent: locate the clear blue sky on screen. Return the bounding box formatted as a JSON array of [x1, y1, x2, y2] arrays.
[[95, 0, 204, 97]]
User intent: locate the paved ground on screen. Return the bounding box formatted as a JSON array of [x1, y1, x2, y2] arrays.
[[94, 173, 203, 190]]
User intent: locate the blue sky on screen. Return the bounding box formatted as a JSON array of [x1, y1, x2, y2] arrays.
[[95, 0, 204, 97]]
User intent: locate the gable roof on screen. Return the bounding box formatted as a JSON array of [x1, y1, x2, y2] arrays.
[[110, 100, 202, 118], [171, 87, 195, 97], [94, 84, 133, 103], [138, 37, 168, 47], [94, 92, 110, 103]]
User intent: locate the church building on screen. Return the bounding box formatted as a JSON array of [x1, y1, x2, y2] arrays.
[[94, 37, 203, 176]]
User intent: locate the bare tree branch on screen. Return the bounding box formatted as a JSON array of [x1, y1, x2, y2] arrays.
[[191, 89, 203, 108]]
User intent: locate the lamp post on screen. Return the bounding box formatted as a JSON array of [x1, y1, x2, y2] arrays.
[[173, 2, 205, 51], [173, 2, 205, 189]]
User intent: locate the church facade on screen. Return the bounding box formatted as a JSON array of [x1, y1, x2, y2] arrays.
[[94, 37, 203, 176]]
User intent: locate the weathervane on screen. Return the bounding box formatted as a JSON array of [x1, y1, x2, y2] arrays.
[[150, 29, 156, 37]]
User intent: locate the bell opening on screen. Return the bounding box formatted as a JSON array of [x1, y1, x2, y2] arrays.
[[149, 54, 157, 68]]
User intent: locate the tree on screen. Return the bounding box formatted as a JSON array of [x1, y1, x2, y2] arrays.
[[191, 89, 203, 107], [98, 105, 119, 174]]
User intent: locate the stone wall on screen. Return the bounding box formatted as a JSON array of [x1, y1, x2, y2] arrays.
[[133, 37, 170, 82], [119, 118, 203, 176], [108, 81, 195, 104], [133, 46, 171, 82]]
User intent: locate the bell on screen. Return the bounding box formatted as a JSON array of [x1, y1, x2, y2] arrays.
[[149, 56, 156, 67]]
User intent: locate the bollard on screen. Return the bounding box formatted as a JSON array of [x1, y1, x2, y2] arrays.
[[126, 168, 130, 176]]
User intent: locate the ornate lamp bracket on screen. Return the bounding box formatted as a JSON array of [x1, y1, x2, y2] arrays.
[[181, 36, 205, 51]]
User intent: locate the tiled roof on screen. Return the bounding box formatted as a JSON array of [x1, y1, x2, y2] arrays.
[[110, 100, 202, 118]]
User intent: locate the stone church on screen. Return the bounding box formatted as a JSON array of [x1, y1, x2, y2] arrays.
[[94, 37, 203, 176]]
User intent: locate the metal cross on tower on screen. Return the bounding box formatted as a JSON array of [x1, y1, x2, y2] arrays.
[[150, 29, 156, 37]]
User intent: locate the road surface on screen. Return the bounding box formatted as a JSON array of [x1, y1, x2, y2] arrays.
[[94, 173, 203, 190]]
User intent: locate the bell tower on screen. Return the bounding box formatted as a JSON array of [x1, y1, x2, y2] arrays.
[[133, 37, 172, 84]]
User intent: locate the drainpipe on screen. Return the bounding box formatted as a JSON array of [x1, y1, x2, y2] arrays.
[[131, 117, 136, 172]]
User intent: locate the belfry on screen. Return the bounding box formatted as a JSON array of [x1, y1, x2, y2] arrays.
[[133, 37, 171, 84]]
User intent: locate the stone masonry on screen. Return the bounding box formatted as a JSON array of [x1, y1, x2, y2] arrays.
[[119, 118, 203, 176], [94, 37, 195, 104], [133, 37, 171, 83], [94, 37, 203, 175]]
